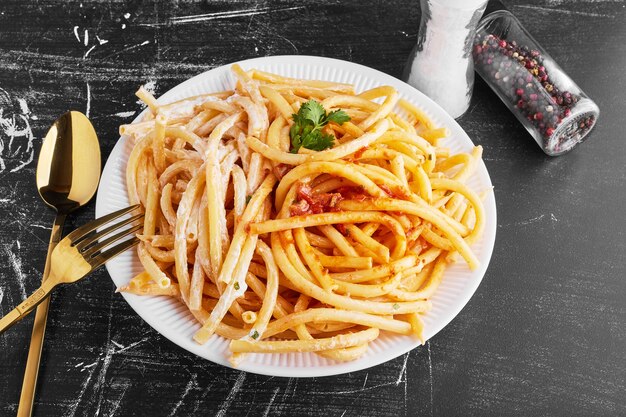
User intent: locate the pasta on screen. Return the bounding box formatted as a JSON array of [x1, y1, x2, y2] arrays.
[[118, 65, 488, 365]]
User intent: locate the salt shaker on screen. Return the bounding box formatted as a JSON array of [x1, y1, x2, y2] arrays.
[[473, 0, 599, 155], [404, 0, 488, 119]]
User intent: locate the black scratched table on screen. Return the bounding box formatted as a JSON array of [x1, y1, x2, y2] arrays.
[[1, 0, 625, 416]]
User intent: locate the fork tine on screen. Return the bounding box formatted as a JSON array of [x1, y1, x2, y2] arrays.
[[66, 205, 141, 244], [88, 236, 141, 269], [82, 223, 144, 258], [75, 212, 144, 251]]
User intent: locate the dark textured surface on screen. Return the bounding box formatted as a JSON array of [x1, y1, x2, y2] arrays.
[[1, 0, 625, 416]]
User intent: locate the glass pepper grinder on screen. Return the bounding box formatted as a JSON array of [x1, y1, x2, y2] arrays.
[[404, 0, 489, 119], [473, 0, 600, 156]]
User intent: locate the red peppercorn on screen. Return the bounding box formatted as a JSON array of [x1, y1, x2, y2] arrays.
[[516, 88, 524, 96], [546, 127, 555, 136], [564, 108, 571, 117], [534, 112, 543, 121], [499, 40, 507, 48]]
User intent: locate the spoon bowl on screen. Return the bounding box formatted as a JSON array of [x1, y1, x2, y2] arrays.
[[36, 111, 101, 212]]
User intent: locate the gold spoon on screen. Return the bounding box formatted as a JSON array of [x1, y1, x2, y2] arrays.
[[17, 111, 101, 417]]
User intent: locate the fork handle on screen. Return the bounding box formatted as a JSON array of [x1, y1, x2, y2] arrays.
[[0, 279, 56, 334], [17, 213, 66, 417]]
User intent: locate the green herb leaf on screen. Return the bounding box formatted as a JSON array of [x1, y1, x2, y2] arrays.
[[290, 99, 351, 153], [325, 109, 351, 125], [234, 282, 240, 290], [250, 330, 259, 340], [300, 130, 335, 152], [392, 303, 400, 310], [299, 100, 326, 125], [245, 195, 252, 204]]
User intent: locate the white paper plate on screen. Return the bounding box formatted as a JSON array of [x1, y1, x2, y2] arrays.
[[95, 55, 497, 377]]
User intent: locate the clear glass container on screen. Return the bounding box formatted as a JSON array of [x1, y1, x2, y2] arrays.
[[404, 0, 488, 119], [473, 1, 599, 156]]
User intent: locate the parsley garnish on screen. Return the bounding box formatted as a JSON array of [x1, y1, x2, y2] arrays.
[[245, 195, 252, 204], [392, 303, 400, 310], [290, 100, 350, 153], [250, 330, 259, 340], [234, 282, 240, 290]]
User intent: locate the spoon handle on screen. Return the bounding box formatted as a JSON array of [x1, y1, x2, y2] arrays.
[[17, 213, 66, 417]]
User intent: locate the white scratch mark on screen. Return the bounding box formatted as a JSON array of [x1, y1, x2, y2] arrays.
[[340, 411, 347, 417], [121, 23, 126, 29], [396, 353, 409, 385], [0, 89, 36, 173], [17, 98, 29, 115], [113, 111, 136, 118], [140, 5, 305, 26], [74, 362, 84, 368], [216, 372, 246, 417], [93, 302, 115, 416], [123, 13, 131, 19], [0, 287, 4, 305], [261, 387, 280, 417], [83, 44, 96, 59], [291, 378, 298, 398], [275, 33, 298, 54], [111, 340, 124, 349], [83, 29, 89, 46], [108, 380, 130, 417], [96, 35, 108, 45], [167, 374, 197, 417], [73, 26, 80, 42], [100, 41, 149, 60], [16, 240, 20, 250], [81, 361, 98, 371], [427, 341, 434, 417], [66, 360, 98, 417], [113, 336, 149, 355], [519, 214, 545, 225], [330, 381, 400, 395], [3, 245, 27, 300], [361, 373, 369, 390], [551, 213, 558, 222], [500, 214, 548, 228], [32, 224, 51, 230], [514, 4, 613, 18], [85, 82, 91, 118]]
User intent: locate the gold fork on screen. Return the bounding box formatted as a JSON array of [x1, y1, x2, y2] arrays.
[[0, 205, 143, 333]]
